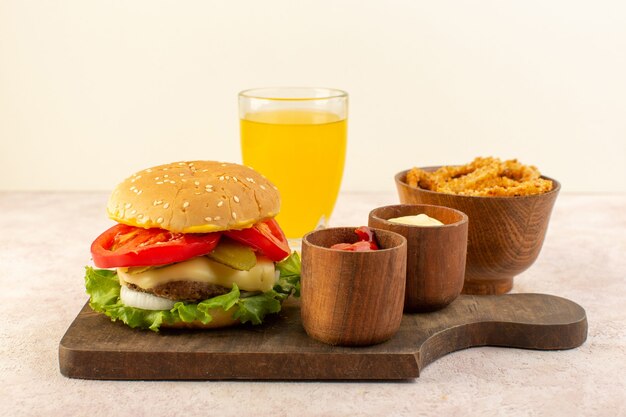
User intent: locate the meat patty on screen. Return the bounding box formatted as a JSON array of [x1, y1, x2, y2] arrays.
[[125, 281, 230, 302]]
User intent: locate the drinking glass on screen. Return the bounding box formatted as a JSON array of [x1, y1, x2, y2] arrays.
[[239, 87, 348, 239]]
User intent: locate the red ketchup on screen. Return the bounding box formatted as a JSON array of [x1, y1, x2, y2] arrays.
[[330, 226, 379, 251]]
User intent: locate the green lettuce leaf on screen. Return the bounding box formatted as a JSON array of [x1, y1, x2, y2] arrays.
[[234, 290, 283, 324], [84, 251, 301, 332], [275, 251, 301, 297]]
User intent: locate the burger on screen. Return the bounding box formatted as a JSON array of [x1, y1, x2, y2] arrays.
[[85, 160, 301, 331]]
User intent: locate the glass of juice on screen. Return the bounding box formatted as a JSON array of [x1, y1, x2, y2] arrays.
[[239, 87, 348, 239]]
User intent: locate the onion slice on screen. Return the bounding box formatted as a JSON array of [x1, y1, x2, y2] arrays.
[[120, 285, 176, 311]]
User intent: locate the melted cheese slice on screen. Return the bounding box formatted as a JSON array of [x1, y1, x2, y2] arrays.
[[117, 256, 276, 293]]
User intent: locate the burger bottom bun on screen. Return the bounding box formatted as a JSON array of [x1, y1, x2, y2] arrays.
[[162, 307, 241, 329]]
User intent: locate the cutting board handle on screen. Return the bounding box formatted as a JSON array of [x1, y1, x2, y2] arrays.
[[415, 293, 588, 371]]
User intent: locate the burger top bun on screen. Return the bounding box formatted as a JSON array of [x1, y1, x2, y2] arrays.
[[107, 161, 280, 233]]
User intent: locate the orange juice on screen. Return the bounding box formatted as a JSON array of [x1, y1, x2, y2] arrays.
[[240, 109, 347, 238]]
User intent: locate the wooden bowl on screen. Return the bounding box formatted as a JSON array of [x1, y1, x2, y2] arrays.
[[369, 204, 468, 312], [395, 169, 560, 295], [301, 227, 407, 346]]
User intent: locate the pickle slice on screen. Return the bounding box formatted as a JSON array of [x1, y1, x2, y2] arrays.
[[206, 238, 257, 271]]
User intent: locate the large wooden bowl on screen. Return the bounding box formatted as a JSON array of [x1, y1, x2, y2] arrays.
[[395, 169, 560, 295]]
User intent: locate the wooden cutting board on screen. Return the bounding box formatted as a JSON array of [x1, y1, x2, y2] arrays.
[[59, 293, 587, 380]]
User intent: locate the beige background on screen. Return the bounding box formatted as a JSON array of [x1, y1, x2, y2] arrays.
[[1, 0, 625, 193]]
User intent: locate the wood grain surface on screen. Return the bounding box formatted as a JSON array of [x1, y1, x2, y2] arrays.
[[368, 204, 468, 312], [301, 227, 407, 346], [59, 293, 587, 380]]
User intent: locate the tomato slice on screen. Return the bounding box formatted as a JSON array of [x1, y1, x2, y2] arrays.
[[91, 224, 221, 268], [330, 240, 376, 252], [225, 218, 290, 262], [353, 226, 379, 250], [330, 226, 379, 251]]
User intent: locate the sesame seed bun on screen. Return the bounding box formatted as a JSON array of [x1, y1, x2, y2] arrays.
[[107, 161, 281, 233]]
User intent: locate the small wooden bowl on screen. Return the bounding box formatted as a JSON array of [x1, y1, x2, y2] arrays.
[[369, 204, 468, 312], [395, 169, 560, 295], [301, 227, 407, 346]]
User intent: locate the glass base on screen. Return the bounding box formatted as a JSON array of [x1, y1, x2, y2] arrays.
[[285, 215, 327, 253], [287, 238, 302, 253]]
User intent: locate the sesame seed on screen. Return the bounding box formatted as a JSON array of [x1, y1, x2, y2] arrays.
[[156, 181, 164, 185], [260, 185, 266, 190], [137, 190, 143, 195], [214, 216, 221, 221], [164, 174, 169, 178], [206, 189, 213, 193], [156, 217, 164, 224], [183, 201, 190, 208], [225, 176, 230, 180], [194, 180, 200, 186], [125, 203, 132, 209], [205, 216, 212, 222], [219, 176, 224, 181], [188, 162, 194, 166], [179, 173, 185, 176], [131, 209, 137, 214], [221, 163, 227, 167], [205, 184, 213, 188], [138, 214, 144, 219], [153, 200, 162, 206], [272, 185, 278, 190], [217, 201, 224, 207], [202, 169, 209, 172], [163, 203, 170, 209], [233, 177, 238, 182], [232, 212, 237, 219], [233, 196, 240, 203], [146, 169, 153, 173], [130, 186, 136, 191], [155, 177, 160, 180]]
